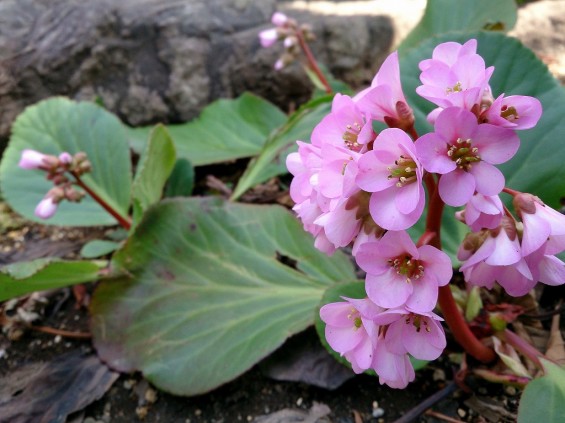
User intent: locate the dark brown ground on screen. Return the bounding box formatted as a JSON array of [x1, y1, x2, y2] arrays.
[[0, 198, 529, 423]]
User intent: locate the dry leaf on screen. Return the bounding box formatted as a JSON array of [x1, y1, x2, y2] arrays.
[[0, 350, 118, 423], [545, 304, 565, 366]]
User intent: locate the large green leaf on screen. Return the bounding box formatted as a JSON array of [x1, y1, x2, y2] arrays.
[[518, 359, 565, 423], [127, 93, 287, 166], [399, 0, 517, 52], [90, 197, 356, 396], [231, 95, 333, 200], [0, 98, 132, 226], [131, 124, 176, 228], [0, 258, 105, 301], [401, 32, 565, 262]]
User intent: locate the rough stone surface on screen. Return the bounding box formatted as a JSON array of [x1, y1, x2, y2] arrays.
[[510, 0, 565, 84], [0, 0, 395, 139]]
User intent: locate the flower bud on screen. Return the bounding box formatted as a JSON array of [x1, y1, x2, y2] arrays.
[[271, 12, 289, 27]]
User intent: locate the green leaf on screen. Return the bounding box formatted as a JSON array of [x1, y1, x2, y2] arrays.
[[465, 286, 483, 322], [164, 159, 195, 198], [80, 240, 120, 259], [231, 95, 333, 200], [90, 197, 356, 396], [127, 93, 287, 166], [0, 98, 132, 226], [518, 359, 565, 423], [402, 32, 565, 262], [131, 125, 176, 228], [399, 0, 517, 52], [0, 258, 105, 301]]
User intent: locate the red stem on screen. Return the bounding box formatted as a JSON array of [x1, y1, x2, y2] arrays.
[[423, 175, 497, 363], [295, 30, 332, 94], [71, 171, 131, 230], [502, 187, 520, 197]]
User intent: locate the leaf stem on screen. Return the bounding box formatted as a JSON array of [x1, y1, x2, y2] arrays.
[[496, 328, 543, 369], [71, 171, 131, 230], [295, 29, 332, 94]]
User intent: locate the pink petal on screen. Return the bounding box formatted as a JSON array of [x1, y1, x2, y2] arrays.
[[438, 170, 475, 207], [435, 107, 477, 142], [537, 255, 565, 286], [320, 302, 356, 327], [369, 187, 423, 230], [418, 245, 453, 286], [325, 325, 365, 354], [473, 124, 520, 164], [521, 212, 551, 257], [415, 133, 455, 174], [365, 269, 413, 309], [469, 162, 505, 197], [406, 274, 439, 313]]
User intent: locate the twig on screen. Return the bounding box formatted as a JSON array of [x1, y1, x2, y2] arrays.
[[392, 381, 458, 423], [424, 410, 464, 423], [29, 324, 92, 339]]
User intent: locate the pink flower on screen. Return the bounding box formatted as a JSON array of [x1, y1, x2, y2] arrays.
[[372, 307, 447, 361], [455, 193, 504, 231], [416, 40, 494, 111], [19, 149, 52, 170], [415, 107, 519, 206], [271, 12, 289, 27], [34, 196, 58, 219], [58, 152, 72, 165], [320, 297, 383, 373], [483, 94, 542, 130], [514, 193, 565, 256], [356, 231, 452, 312], [314, 197, 363, 249], [259, 28, 279, 48], [456, 218, 554, 296], [311, 94, 375, 151], [356, 128, 424, 230], [354, 52, 414, 130], [372, 334, 415, 389]]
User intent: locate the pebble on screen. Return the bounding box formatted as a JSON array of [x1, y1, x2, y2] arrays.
[[123, 379, 136, 390], [372, 408, 385, 418], [195, 409, 202, 417], [457, 408, 466, 418], [54, 335, 62, 344], [296, 397, 303, 406], [247, 415, 253, 422], [505, 386, 517, 396], [432, 368, 446, 381], [145, 388, 158, 404]]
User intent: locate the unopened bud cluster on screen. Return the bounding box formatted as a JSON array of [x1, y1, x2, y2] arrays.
[[259, 12, 315, 70], [18, 149, 92, 219]]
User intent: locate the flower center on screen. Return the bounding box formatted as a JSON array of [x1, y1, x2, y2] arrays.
[[500, 105, 519, 122], [347, 308, 363, 330], [404, 314, 432, 333], [388, 255, 424, 283], [343, 122, 363, 152], [447, 138, 480, 171], [445, 81, 462, 95], [387, 155, 417, 188]]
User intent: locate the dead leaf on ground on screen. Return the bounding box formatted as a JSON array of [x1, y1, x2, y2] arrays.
[[260, 329, 354, 390], [0, 350, 119, 423], [464, 396, 516, 423], [545, 303, 565, 366]]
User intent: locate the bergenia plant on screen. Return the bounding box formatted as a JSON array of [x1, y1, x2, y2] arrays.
[[285, 37, 564, 389]]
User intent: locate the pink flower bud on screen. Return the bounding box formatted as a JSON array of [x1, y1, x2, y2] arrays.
[[58, 152, 72, 164], [273, 58, 284, 71], [34, 197, 58, 219], [19, 149, 48, 170], [271, 12, 289, 27], [259, 28, 278, 48]]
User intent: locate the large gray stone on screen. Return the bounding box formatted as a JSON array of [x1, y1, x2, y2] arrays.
[[0, 0, 394, 139]]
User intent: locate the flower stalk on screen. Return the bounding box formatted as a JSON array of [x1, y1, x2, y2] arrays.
[[71, 171, 131, 230]]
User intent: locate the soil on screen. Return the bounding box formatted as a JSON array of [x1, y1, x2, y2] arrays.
[[0, 189, 536, 423]]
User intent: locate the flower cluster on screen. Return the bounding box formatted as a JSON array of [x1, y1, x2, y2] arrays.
[[287, 39, 564, 388], [259, 12, 314, 70], [18, 149, 91, 219]]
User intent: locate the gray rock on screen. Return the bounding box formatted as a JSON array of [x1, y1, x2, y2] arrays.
[[0, 0, 394, 139]]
